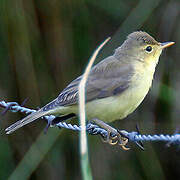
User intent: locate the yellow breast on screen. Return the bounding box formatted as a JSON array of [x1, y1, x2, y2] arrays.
[[84, 60, 157, 122]]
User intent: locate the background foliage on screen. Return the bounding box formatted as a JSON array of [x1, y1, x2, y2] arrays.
[[0, 0, 179, 179]]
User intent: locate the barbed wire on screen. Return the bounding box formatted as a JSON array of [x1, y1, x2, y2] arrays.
[[0, 101, 180, 149]]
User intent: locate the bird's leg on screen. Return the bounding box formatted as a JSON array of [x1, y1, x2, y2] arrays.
[[91, 118, 129, 150], [51, 113, 76, 125], [43, 113, 76, 133], [91, 118, 118, 145]]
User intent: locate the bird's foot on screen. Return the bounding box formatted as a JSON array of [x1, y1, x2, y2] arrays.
[[102, 130, 130, 150], [91, 118, 129, 150]]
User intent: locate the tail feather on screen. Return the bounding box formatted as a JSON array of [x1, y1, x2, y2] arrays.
[[5, 110, 49, 134]]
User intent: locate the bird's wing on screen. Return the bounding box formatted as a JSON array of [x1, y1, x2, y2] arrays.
[[43, 55, 134, 111]]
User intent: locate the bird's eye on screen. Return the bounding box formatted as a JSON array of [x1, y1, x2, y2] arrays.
[[145, 46, 153, 53]]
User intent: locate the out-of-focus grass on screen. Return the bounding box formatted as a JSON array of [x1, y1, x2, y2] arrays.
[[8, 128, 61, 180], [78, 37, 110, 180], [0, 137, 15, 179]]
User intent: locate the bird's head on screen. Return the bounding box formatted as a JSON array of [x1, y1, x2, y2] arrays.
[[115, 31, 174, 67]]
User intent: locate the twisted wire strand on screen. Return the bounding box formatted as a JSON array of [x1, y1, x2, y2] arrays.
[[0, 101, 180, 146]]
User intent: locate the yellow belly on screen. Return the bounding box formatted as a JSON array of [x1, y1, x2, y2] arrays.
[[85, 62, 156, 122], [85, 79, 151, 122]]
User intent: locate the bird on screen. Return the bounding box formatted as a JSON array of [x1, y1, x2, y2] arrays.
[[5, 31, 174, 147]]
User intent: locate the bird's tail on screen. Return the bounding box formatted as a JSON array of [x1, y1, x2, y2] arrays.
[[5, 110, 50, 134]]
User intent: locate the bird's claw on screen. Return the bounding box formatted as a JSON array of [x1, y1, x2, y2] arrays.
[[118, 134, 130, 150], [101, 130, 130, 150], [118, 127, 145, 151]]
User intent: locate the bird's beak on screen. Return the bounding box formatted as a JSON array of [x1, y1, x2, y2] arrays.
[[160, 42, 175, 49]]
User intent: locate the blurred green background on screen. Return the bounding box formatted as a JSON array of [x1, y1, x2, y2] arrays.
[[0, 0, 179, 179]]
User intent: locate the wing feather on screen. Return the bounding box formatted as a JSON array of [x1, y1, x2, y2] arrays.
[[43, 55, 134, 111]]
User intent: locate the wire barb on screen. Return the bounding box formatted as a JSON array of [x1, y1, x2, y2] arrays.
[[0, 100, 180, 149]]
